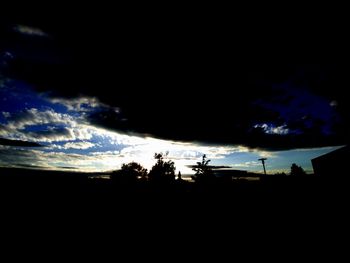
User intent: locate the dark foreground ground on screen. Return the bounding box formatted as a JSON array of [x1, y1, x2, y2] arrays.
[[1, 167, 348, 206], [1, 167, 349, 250]]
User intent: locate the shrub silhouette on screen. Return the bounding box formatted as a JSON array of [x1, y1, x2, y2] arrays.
[[111, 162, 147, 183], [290, 163, 306, 176]]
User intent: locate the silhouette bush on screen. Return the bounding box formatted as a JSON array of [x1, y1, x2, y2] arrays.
[[290, 163, 306, 176], [111, 162, 147, 183]]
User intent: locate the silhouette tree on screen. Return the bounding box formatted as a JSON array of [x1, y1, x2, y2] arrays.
[[148, 153, 176, 183], [290, 163, 306, 176], [111, 162, 147, 183], [177, 171, 182, 180], [191, 154, 214, 182]]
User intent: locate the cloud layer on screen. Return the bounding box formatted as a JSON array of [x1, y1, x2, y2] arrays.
[[0, 103, 252, 173], [2, 17, 348, 150], [0, 108, 93, 143]]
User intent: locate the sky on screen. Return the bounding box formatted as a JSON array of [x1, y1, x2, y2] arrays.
[[0, 14, 348, 175]]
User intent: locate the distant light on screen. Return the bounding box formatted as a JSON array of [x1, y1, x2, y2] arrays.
[[330, 100, 338, 107], [0, 51, 13, 60], [13, 25, 48, 37]]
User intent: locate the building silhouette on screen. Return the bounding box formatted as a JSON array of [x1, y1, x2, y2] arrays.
[[311, 145, 349, 177]]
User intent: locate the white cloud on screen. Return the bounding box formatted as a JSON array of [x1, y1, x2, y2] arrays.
[[0, 128, 278, 174], [0, 134, 246, 174], [100, 129, 146, 146], [0, 146, 122, 172], [5, 108, 76, 131], [91, 151, 120, 156], [0, 106, 135, 143], [21, 126, 94, 143], [13, 25, 48, 37], [257, 151, 276, 158], [0, 123, 12, 137], [116, 138, 249, 174], [61, 141, 95, 150], [254, 123, 289, 135], [0, 108, 95, 142], [0, 107, 280, 174], [231, 161, 261, 168], [292, 146, 341, 152]]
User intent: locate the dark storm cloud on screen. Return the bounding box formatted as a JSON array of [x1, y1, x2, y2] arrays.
[[13, 163, 48, 169], [0, 138, 42, 147], [87, 108, 129, 133], [55, 166, 78, 170], [27, 127, 74, 142], [1, 17, 349, 150]]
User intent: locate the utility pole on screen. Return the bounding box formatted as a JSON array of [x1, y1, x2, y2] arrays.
[[258, 158, 267, 175]]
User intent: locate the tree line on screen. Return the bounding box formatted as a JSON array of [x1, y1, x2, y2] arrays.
[[111, 153, 307, 183], [111, 153, 213, 183]]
